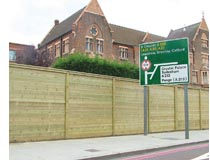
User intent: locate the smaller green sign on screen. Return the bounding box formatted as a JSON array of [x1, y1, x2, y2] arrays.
[[139, 38, 189, 85]]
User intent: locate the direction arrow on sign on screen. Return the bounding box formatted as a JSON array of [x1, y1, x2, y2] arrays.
[[139, 38, 189, 85]]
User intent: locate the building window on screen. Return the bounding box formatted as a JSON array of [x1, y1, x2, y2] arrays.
[[62, 38, 69, 54], [96, 39, 103, 54], [192, 71, 198, 84], [86, 37, 93, 51], [189, 52, 193, 64], [202, 57, 209, 65], [47, 46, 53, 55], [55, 43, 60, 57], [119, 46, 128, 60], [90, 25, 98, 36], [201, 33, 208, 48], [202, 40, 208, 48], [201, 53, 209, 66], [201, 71, 209, 84], [9, 50, 16, 61]]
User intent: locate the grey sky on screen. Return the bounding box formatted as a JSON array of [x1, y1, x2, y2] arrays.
[[8, 0, 209, 47]]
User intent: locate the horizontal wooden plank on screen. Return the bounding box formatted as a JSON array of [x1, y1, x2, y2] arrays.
[[9, 64, 209, 142]]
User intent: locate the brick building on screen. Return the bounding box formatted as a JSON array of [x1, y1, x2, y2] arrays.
[[38, 0, 164, 67], [167, 16, 209, 87], [9, 42, 36, 65], [38, 0, 208, 86]]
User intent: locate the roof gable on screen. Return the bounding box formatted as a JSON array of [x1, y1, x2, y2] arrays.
[[84, 0, 104, 16], [200, 17, 209, 31], [192, 18, 209, 41], [39, 0, 165, 48], [142, 32, 150, 42], [39, 0, 107, 47]]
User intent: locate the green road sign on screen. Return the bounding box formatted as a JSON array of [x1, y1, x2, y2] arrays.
[[140, 38, 189, 85]]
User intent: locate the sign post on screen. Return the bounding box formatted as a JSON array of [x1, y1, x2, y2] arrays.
[[139, 38, 189, 139], [184, 84, 189, 139], [144, 86, 148, 135]]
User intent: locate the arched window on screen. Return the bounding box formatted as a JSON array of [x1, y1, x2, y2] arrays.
[[201, 33, 208, 48], [85, 24, 104, 55]]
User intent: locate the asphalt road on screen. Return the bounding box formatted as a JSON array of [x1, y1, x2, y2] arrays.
[[87, 142, 209, 160], [120, 142, 209, 160]]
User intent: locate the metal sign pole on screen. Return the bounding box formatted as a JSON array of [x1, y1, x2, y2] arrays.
[[144, 86, 148, 135], [140, 38, 189, 138], [184, 84, 189, 139]]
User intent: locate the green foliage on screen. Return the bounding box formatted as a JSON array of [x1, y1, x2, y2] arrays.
[[52, 53, 139, 79]]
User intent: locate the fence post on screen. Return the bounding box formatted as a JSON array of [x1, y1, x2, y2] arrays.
[[112, 78, 116, 136], [199, 89, 202, 129], [174, 86, 178, 131], [65, 72, 70, 139], [184, 84, 189, 139]]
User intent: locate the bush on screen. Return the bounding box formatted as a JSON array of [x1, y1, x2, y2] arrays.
[[52, 53, 139, 79]]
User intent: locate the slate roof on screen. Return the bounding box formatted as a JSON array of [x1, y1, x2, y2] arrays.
[[110, 24, 146, 46], [40, 7, 85, 47], [150, 33, 166, 42], [167, 22, 200, 41], [110, 24, 165, 46], [39, 8, 165, 48]]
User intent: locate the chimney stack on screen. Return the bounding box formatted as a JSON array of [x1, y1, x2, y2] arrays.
[[54, 19, 59, 26]]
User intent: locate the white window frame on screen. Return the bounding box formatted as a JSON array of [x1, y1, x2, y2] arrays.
[[96, 38, 104, 54], [55, 42, 60, 57], [85, 36, 93, 51], [47, 45, 53, 54], [189, 52, 193, 64], [202, 39, 208, 48], [119, 46, 128, 60], [201, 71, 209, 84], [201, 33, 208, 48], [62, 38, 69, 54], [9, 50, 16, 61], [201, 52, 209, 66], [192, 70, 198, 84]]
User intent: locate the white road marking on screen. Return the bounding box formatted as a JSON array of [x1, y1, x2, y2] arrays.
[[191, 152, 209, 160]]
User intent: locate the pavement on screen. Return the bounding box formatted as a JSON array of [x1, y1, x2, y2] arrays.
[[10, 130, 209, 160]]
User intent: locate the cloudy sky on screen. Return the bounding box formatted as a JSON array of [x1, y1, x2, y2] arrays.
[[8, 0, 209, 47], [1, 0, 209, 156]]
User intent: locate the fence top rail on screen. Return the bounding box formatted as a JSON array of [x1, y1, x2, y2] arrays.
[[10, 63, 68, 74], [9, 63, 209, 91], [9, 63, 138, 82]]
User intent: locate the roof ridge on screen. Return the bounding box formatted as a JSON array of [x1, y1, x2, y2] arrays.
[[110, 23, 165, 38], [59, 7, 86, 25], [110, 23, 146, 34], [172, 22, 200, 31]]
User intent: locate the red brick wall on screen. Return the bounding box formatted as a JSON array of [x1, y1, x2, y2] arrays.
[[9, 43, 36, 65], [74, 12, 113, 59], [193, 29, 209, 85], [112, 43, 135, 64]]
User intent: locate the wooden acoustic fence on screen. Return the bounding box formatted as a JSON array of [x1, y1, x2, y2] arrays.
[[9, 63, 209, 142]]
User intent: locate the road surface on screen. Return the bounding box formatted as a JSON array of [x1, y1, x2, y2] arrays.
[[121, 142, 209, 160]]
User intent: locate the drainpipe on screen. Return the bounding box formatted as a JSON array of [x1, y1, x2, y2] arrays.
[[60, 37, 62, 57]]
